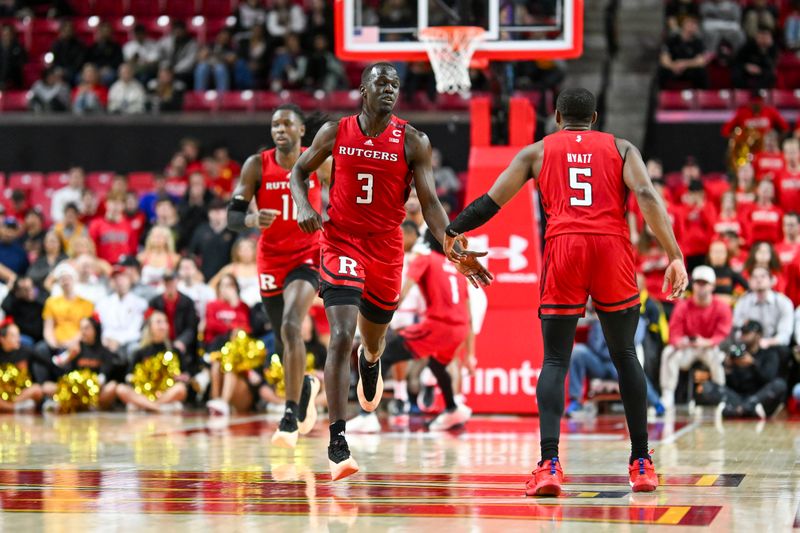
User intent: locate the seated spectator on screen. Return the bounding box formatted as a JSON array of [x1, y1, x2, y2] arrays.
[[269, 33, 306, 91], [47, 316, 119, 410], [97, 267, 147, 357], [176, 256, 215, 320], [48, 253, 109, 305], [118, 255, 158, 303], [305, 0, 334, 46], [744, 241, 785, 293], [158, 21, 198, 85], [50, 20, 85, 84], [189, 198, 237, 282], [150, 198, 181, 245], [734, 163, 757, 213], [85, 20, 123, 86], [203, 274, 251, 351], [89, 194, 136, 265], [163, 155, 190, 197], [147, 272, 198, 365], [0, 217, 28, 281], [665, 0, 700, 34], [775, 213, 800, 268], [303, 34, 346, 92], [743, 0, 778, 40], [147, 65, 186, 112], [28, 67, 71, 113], [177, 171, 216, 251], [235, 24, 269, 90], [566, 316, 665, 417], [753, 131, 785, 181], [707, 239, 748, 303], [79, 187, 101, 223], [108, 63, 146, 114], [27, 230, 67, 290], [0, 24, 26, 90], [0, 322, 42, 412], [209, 237, 260, 307], [723, 230, 748, 272], [659, 16, 708, 89], [786, 0, 800, 52], [124, 192, 146, 245], [53, 202, 88, 255], [733, 266, 794, 349], [115, 310, 187, 413], [179, 137, 203, 174], [51, 167, 85, 224], [733, 27, 778, 89], [743, 179, 782, 246], [138, 226, 180, 290], [696, 320, 787, 418], [680, 180, 717, 271], [267, 0, 307, 42], [72, 63, 108, 114], [700, 0, 745, 56], [778, 138, 800, 214], [721, 95, 789, 138], [432, 148, 461, 213], [713, 191, 744, 241], [667, 156, 701, 204], [1, 277, 45, 345], [21, 209, 46, 259], [123, 24, 160, 82], [194, 28, 236, 92], [234, 0, 268, 34], [210, 144, 241, 198], [62, 236, 112, 278], [660, 266, 732, 409], [139, 175, 178, 222]]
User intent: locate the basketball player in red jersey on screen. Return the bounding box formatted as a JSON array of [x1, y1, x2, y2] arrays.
[[445, 88, 688, 495], [290, 63, 492, 481], [227, 104, 330, 449]]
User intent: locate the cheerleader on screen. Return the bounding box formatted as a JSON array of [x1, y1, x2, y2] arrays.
[[116, 310, 187, 413], [0, 321, 43, 412]]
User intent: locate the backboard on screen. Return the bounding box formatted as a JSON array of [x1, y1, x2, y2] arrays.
[[334, 0, 583, 62]]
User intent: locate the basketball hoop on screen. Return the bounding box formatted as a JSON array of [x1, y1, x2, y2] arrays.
[[419, 26, 487, 95]]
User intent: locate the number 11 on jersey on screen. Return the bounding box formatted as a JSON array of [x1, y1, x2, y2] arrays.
[[281, 193, 299, 221]]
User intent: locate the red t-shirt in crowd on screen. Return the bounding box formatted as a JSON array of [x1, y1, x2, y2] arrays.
[[735, 189, 756, 215], [743, 204, 783, 245], [668, 297, 732, 345], [212, 160, 242, 197], [638, 246, 670, 302], [679, 202, 717, 257], [88, 217, 136, 264], [776, 166, 800, 214], [721, 103, 789, 137], [125, 211, 146, 245], [713, 211, 745, 241], [204, 300, 251, 341], [753, 151, 785, 181], [162, 295, 178, 340], [775, 240, 800, 267]]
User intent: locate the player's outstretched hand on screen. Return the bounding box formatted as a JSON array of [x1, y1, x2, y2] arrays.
[[257, 209, 281, 229], [443, 233, 470, 262], [663, 258, 688, 300], [297, 206, 323, 233], [455, 254, 494, 288]]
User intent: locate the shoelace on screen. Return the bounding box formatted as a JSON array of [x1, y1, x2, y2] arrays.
[[550, 457, 559, 476], [329, 438, 350, 463], [636, 449, 656, 475]]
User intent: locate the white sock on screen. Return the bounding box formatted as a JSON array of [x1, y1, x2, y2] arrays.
[[394, 380, 408, 402]]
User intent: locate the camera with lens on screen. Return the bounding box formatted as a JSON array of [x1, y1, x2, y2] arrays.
[[728, 343, 748, 359]]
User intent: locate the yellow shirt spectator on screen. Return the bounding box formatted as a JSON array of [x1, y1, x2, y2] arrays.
[[42, 295, 94, 345]]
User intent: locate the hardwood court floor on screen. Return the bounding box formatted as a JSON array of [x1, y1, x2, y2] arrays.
[[0, 410, 797, 531]]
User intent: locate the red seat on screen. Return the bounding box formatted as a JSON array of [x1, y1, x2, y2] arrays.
[[87, 171, 115, 192], [733, 89, 761, 107], [771, 89, 800, 110], [23, 63, 42, 88], [219, 91, 255, 111], [695, 89, 732, 109], [201, 0, 234, 17], [93, 0, 128, 17], [253, 91, 281, 110], [45, 171, 70, 189], [69, 0, 94, 15], [30, 32, 57, 57], [8, 172, 43, 191], [130, 0, 162, 17], [166, 0, 197, 18], [28, 188, 52, 224], [128, 172, 155, 193], [0, 91, 29, 111], [182, 91, 219, 111], [658, 90, 695, 110]]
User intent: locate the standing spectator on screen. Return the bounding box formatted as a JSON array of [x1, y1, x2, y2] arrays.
[[775, 213, 800, 268], [194, 28, 236, 92], [108, 63, 146, 114], [50, 20, 85, 84], [1, 277, 45, 345], [97, 266, 147, 356], [234, 0, 267, 34], [734, 27, 778, 89], [660, 266, 732, 409], [85, 20, 123, 86], [659, 17, 708, 89], [733, 266, 794, 349], [743, 179, 783, 246], [177, 171, 216, 251], [667, 156, 701, 205], [38, 263, 94, 361], [72, 63, 108, 114], [235, 24, 268, 89], [305, 0, 334, 46], [138, 226, 180, 289], [209, 237, 260, 307], [176, 256, 215, 320], [147, 65, 185, 112], [27, 230, 66, 290], [53, 203, 87, 254], [266, 0, 307, 42], [303, 34, 346, 92], [696, 320, 787, 418], [123, 24, 159, 82], [27, 67, 71, 113], [188, 198, 236, 282], [721, 95, 789, 138], [706, 239, 748, 304], [158, 21, 198, 86], [637, 226, 672, 308], [52, 167, 87, 224], [147, 272, 198, 368], [269, 33, 306, 91], [0, 24, 26, 89], [210, 144, 241, 198], [88, 194, 135, 264], [0, 217, 28, 280], [679, 180, 717, 271], [777, 138, 800, 214], [700, 0, 745, 55]]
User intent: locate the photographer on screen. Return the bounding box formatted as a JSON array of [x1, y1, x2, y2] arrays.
[[696, 320, 787, 418]]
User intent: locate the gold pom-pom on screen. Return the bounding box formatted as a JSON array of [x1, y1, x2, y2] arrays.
[[219, 330, 266, 374], [305, 352, 315, 373], [54, 369, 100, 413], [132, 351, 181, 401], [0, 363, 32, 401], [263, 354, 284, 397]]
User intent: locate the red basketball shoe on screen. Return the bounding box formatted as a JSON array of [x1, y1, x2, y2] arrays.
[[525, 457, 564, 497], [629, 451, 658, 493]]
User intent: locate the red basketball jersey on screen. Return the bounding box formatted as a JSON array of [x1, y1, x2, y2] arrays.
[[538, 130, 629, 240], [407, 251, 469, 325], [328, 114, 412, 235], [256, 148, 322, 256]]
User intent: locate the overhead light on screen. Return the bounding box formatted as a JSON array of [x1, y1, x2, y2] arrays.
[[122, 15, 135, 27], [88, 16, 100, 27], [157, 15, 170, 27], [192, 16, 204, 27]]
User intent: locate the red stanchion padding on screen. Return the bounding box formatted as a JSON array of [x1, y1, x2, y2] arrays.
[[470, 96, 492, 147], [508, 97, 536, 146]]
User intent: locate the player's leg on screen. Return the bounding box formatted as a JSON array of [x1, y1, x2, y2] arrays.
[[355, 314, 391, 412]]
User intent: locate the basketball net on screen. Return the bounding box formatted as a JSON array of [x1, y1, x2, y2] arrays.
[[419, 26, 487, 95]]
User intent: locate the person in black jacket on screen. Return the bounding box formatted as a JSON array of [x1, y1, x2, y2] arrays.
[[0, 321, 43, 412], [696, 319, 787, 418], [0, 24, 26, 90], [85, 21, 123, 86], [1, 277, 45, 346], [50, 20, 86, 85], [147, 271, 198, 370], [733, 27, 778, 89], [115, 309, 187, 413]]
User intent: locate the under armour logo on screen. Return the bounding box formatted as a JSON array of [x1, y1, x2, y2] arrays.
[[576, 135, 582, 143], [470, 235, 529, 272], [364, 139, 374, 146]]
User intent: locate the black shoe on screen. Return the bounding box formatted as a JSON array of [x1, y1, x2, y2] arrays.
[[328, 437, 359, 481], [420, 385, 435, 412], [279, 413, 298, 433], [298, 376, 311, 424], [357, 347, 383, 412], [297, 375, 320, 435]]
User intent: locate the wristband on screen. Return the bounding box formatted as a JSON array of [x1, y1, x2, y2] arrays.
[[447, 194, 500, 235], [228, 196, 249, 213]]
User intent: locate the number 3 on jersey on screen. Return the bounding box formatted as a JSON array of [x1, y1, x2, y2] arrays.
[[569, 167, 592, 207], [356, 173, 373, 204]]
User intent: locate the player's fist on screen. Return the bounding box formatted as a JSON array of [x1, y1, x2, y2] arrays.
[[257, 209, 281, 229], [297, 205, 323, 233], [663, 258, 688, 300]]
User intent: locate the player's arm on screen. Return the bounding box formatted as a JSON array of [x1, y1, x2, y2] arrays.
[[619, 138, 688, 299], [227, 154, 260, 232], [291, 121, 337, 233], [316, 156, 333, 187], [444, 142, 541, 260], [407, 126, 493, 287]]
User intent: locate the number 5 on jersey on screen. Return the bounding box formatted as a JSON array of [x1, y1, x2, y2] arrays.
[[357, 173, 373, 204], [569, 167, 592, 207]]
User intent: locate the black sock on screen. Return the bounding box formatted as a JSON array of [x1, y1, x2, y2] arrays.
[[330, 419, 346, 443], [427, 359, 457, 411], [284, 400, 298, 422], [360, 351, 378, 369], [540, 438, 559, 461], [408, 391, 418, 407], [629, 434, 650, 463]]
